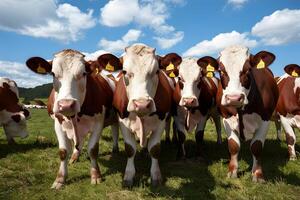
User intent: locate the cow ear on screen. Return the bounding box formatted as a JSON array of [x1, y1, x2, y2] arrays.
[[251, 51, 275, 69], [284, 64, 300, 78], [22, 108, 30, 119], [197, 56, 218, 78], [26, 57, 52, 74], [159, 53, 182, 78], [97, 53, 123, 72], [11, 114, 21, 123]]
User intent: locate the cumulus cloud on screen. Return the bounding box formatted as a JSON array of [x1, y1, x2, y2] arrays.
[[183, 31, 257, 57], [227, 0, 248, 9], [154, 31, 184, 49], [100, 0, 184, 49], [0, 0, 96, 42], [0, 61, 52, 88], [252, 9, 300, 45], [82, 50, 109, 61], [98, 29, 142, 53]]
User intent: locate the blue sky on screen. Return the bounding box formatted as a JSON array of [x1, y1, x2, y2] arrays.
[[0, 0, 299, 87]]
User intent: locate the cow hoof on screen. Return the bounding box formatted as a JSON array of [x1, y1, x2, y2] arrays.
[[289, 155, 297, 161], [122, 180, 134, 188], [91, 177, 102, 185], [165, 138, 171, 145], [151, 179, 162, 187], [51, 181, 64, 190], [227, 171, 238, 179], [112, 147, 119, 154], [69, 153, 79, 164], [252, 176, 265, 183], [217, 140, 222, 145]]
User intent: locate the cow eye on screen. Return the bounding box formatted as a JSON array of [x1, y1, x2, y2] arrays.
[[127, 73, 134, 79], [124, 76, 129, 86], [83, 72, 87, 76]]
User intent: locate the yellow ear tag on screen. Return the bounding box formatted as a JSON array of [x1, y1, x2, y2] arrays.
[[166, 63, 175, 71], [37, 65, 46, 74], [206, 64, 215, 72], [206, 72, 214, 78], [169, 71, 176, 78], [95, 68, 99, 74], [105, 62, 114, 71], [291, 70, 298, 77], [257, 59, 265, 69]]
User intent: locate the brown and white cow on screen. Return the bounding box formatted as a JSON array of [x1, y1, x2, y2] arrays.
[[276, 64, 300, 160], [172, 56, 222, 160], [26, 49, 122, 189], [216, 46, 279, 182], [0, 77, 30, 144], [113, 43, 173, 187]]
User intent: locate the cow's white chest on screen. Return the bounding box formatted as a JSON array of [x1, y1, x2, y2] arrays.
[[119, 113, 164, 147]]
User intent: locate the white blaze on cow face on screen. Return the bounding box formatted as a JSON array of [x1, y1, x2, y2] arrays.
[[51, 50, 88, 116], [219, 46, 250, 107], [122, 44, 159, 115], [178, 58, 202, 107]]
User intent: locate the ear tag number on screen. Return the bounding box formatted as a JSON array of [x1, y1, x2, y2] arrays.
[[105, 62, 114, 71], [166, 63, 175, 71], [257, 59, 265, 69]]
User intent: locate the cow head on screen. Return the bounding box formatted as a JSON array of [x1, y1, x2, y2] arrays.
[[26, 49, 121, 117], [284, 64, 300, 78], [116, 43, 160, 116], [177, 56, 218, 108], [158, 53, 182, 78], [0, 78, 30, 139], [218, 46, 275, 107]]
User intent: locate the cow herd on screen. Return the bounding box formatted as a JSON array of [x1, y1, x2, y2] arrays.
[[0, 43, 299, 189]]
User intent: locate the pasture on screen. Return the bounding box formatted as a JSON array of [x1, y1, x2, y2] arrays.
[[1, 109, 300, 200]]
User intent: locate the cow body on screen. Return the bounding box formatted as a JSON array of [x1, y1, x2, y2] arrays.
[[276, 64, 300, 160], [0, 77, 30, 144], [26, 50, 122, 189], [217, 46, 278, 182], [172, 57, 221, 160], [113, 44, 173, 187]]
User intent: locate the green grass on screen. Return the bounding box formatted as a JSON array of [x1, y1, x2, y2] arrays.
[[1, 109, 300, 200]]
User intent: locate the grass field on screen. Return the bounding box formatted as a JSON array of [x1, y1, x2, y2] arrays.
[[1, 109, 300, 200]]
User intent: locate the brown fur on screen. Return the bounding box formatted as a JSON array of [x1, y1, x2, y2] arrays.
[[286, 134, 295, 145], [90, 142, 99, 159], [124, 143, 134, 158], [59, 148, 67, 161], [149, 143, 161, 159], [0, 82, 22, 113], [228, 138, 239, 155], [251, 140, 263, 160]]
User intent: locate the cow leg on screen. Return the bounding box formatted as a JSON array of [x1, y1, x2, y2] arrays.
[[211, 110, 222, 144], [195, 115, 208, 161], [251, 121, 269, 183], [176, 129, 186, 160], [120, 123, 136, 187], [6, 135, 16, 145], [88, 122, 104, 185], [148, 121, 165, 186], [275, 119, 282, 141], [227, 132, 240, 178], [172, 120, 178, 144], [111, 123, 119, 153], [51, 120, 71, 189], [165, 115, 171, 144], [280, 116, 297, 160], [69, 140, 84, 164]]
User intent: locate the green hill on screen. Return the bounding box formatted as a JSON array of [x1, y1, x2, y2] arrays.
[[19, 83, 52, 101]]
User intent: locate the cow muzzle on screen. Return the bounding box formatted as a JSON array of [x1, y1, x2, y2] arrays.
[[57, 99, 77, 117], [131, 98, 155, 115], [224, 94, 245, 107], [181, 97, 198, 108]]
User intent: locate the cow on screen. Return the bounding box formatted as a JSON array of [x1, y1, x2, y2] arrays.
[[171, 56, 221, 160], [216, 45, 279, 182], [112, 43, 174, 187], [26, 49, 122, 189], [276, 64, 300, 160], [0, 77, 30, 144]]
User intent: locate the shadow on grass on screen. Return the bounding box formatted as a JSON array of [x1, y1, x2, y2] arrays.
[[0, 140, 56, 159]]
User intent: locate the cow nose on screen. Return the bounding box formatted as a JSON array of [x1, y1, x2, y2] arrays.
[[183, 98, 197, 107], [133, 99, 151, 110], [58, 99, 76, 115], [225, 94, 245, 103]]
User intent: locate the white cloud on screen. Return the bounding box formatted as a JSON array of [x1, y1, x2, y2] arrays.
[[82, 50, 109, 61], [0, 61, 52, 88], [98, 29, 142, 53], [227, 0, 248, 9], [154, 31, 184, 49], [183, 31, 257, 57], [252, 9, 300, 45], [100, 0, 184, 48], [0, 1, 96, 42]]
